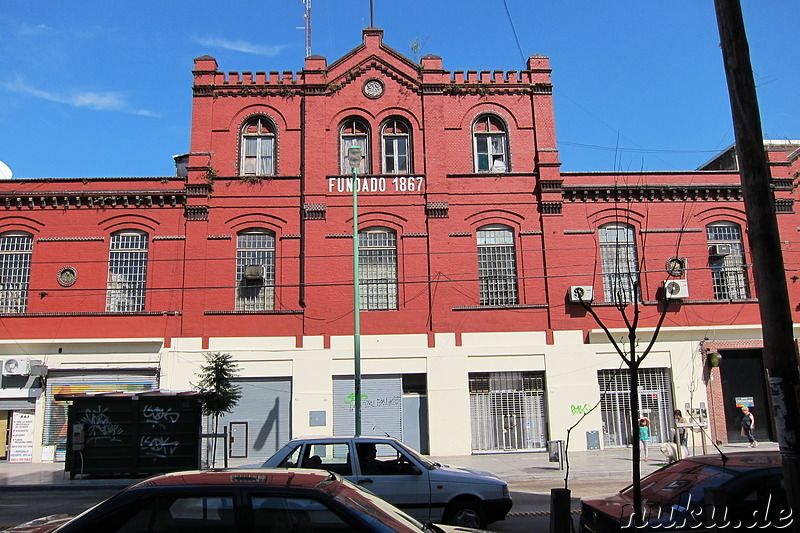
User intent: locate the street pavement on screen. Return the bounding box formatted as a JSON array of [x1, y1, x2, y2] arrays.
[[0, 441, 776, 517]]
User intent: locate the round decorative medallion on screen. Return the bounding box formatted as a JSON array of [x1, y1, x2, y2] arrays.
[[363, 78, 385, 99], [665, 257, 686, 277], [57, 266, 78, 287]]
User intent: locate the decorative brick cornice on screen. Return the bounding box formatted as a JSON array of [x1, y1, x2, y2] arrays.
[[185, 205, 208, 221], [402, 233, 428, 238], [207, 235, 232, 240], [0, 191, 187, 210], [37, 237, 105, 242], [152, 236, 186, 241], [426, 202, 449, 218], [776, 199, 794, 214], [563, 184, 743, 203], [540, 202, 562, 214], [303, 203, 326, 220]]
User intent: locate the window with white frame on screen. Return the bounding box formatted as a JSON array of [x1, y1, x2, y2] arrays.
[[473, 115, 508, 173], [359, 227, 397, 310], [106, 231, 148, 312], [241, 117, 276, 176], [599, 222, 640, 304], [0, 232, 33, 313], [477, 225, 518, 305], [381, 119, 410, 174], [236, 230, 276, 311], [707, 221, 749, 300], [340, 118, 370, 174]]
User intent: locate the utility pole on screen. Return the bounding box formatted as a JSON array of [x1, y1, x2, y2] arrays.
[[714, 1, 800, 528]]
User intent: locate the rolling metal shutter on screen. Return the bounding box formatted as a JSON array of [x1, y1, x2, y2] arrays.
[[220, 378, 291, 461], [333, 375, 403, 439], [43, 370, 158, 448]]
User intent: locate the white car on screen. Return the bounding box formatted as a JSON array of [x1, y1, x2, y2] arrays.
[[261, 436, 512, 529]]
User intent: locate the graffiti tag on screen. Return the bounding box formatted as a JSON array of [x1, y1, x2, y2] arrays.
[[570, 404, 593, 416], [142, 405, 180, 428], [140, 435, 179, 460], [80, 406, 124, 443]]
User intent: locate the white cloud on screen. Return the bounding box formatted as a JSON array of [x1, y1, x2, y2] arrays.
[[193, 35, 286, 56], [2, 76, 160, 117], [18, 23, 54, 36]]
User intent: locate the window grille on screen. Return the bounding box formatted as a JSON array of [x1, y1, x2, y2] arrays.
[[597, 368, 673, 447], [477, 226, 518, 305], [599, 223, 640, 304], [381, 119, 410, 174], [359, 228, 397, 310], [241, 117, 275, 176], [340, 118, 369, 174], [236, 230, 276, 311], [473, 115, 508, 172], [106, 231, 148, 312], [469, 371, 547, 452], [707, 222, 749, 300], [0, 233, 33, 313]]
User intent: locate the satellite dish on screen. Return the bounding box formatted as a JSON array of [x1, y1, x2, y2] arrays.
[[0, 160, 13, 180]]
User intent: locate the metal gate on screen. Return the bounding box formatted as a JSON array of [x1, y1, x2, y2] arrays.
[[597, 368, 673, 447], [333, 375, 403, 439], [469, 371, 547, 453]]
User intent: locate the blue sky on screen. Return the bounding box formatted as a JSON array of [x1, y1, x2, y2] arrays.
[[0, 0, 796, 178]]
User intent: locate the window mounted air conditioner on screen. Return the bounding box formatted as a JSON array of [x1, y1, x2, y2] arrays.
[[663, 279, 689, 300], [243, 265, 264, 281], [3, 357, 31, 376], [708, 244, 732, 257], [569, 286, 594, 303]]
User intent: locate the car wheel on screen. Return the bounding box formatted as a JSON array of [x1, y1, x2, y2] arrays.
[[444, 499, 487, 529]]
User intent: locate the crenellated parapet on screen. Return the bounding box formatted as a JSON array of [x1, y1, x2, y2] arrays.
[[193, 47, 553, 98]]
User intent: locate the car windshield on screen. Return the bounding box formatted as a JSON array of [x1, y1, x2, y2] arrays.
[[322, 475, 428, 532], [623, 459, 737, 507], [392, 440, 437, 470]]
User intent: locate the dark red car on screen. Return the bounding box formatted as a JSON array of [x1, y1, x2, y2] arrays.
[[579, 451, 789, 532], [6, 469, 484, 533]]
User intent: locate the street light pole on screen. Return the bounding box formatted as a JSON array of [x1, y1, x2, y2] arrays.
[[347, 146, 363, 437]]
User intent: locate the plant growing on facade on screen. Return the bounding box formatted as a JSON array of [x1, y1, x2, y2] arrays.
[[194, 351, 242, 467]]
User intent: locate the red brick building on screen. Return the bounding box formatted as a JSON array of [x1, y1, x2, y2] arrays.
[[0, 28, 797, 463]]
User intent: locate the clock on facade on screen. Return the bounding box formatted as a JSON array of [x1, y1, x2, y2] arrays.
[[57, 266, 78, 287], [363, 79, 384, 99]]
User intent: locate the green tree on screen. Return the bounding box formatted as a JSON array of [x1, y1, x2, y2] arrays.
[[194, 352, 242, 467]]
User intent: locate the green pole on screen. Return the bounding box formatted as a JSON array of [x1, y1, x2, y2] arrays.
[[350, 154, 362, 437]]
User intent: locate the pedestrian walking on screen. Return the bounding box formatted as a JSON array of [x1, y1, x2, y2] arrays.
[[740, 406, 758, 447], [639, 417, 650, 461], [673, 409, 690, 457]]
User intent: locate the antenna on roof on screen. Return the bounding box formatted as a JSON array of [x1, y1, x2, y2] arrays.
[[370, 0, 374, 27], [303, 0, 312, 57]]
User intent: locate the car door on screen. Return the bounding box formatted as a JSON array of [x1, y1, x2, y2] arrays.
[[350, 440, 432, 522]]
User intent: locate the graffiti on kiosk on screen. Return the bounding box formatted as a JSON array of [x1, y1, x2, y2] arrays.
[[142, 405, 181, 428], [570, 403, 593, 416], [140, 435, 179, 460], [81, 406, 124, 443]]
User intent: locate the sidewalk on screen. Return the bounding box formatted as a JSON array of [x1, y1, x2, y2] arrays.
[[0, 441, 776, 496]]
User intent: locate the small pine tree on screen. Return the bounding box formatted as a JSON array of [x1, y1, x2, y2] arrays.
[[194, 352, 242, 467]]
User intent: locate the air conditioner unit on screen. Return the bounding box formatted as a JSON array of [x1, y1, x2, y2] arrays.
[[708, 244, 732, 257], [2, 357, 31, 376], [243, 265, 264, 280], [663, 279, 689, 300], [569, 286, 594, 303]]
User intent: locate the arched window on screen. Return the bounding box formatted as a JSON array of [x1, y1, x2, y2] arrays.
[[359, 227, 397, 310], [0, 232, 33, 313], [107, 230, 149, 312], [240, 117, 276, 176], [340, 118, 370, 174], [236, 229, 276, 311], [476, 225, 518, 305], [599, 223, 640, 304], [381, 119, 411, 174], [707, 221, 749, 300], [473, 115, 508, 172]]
